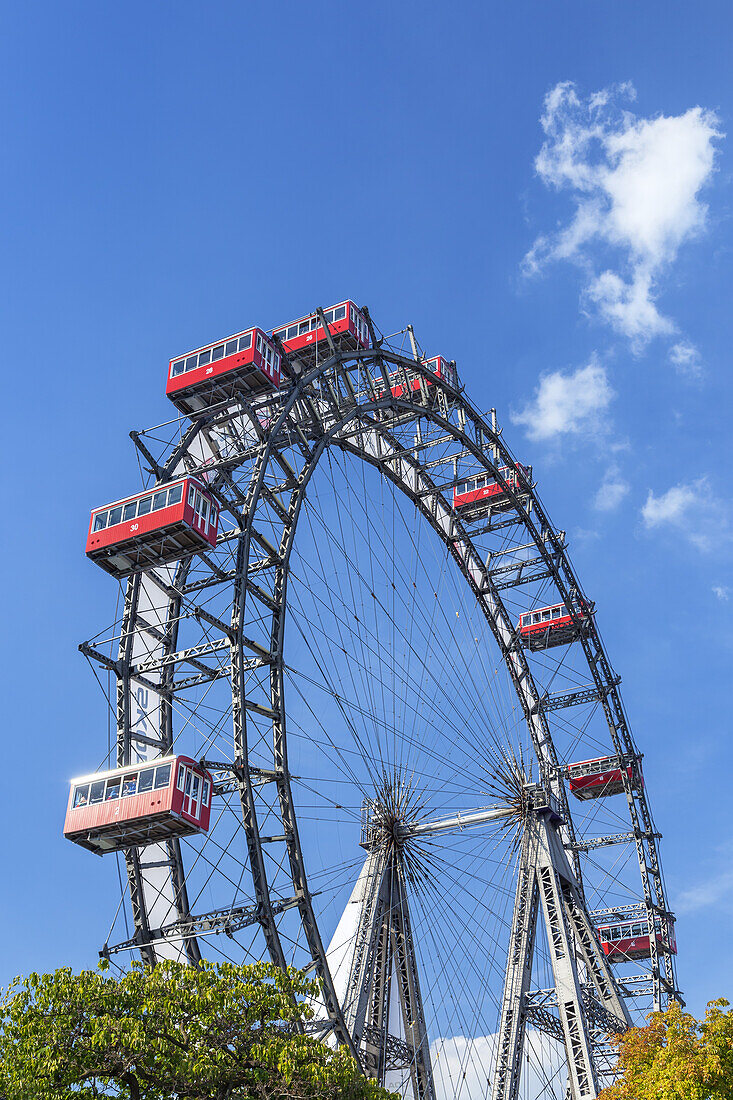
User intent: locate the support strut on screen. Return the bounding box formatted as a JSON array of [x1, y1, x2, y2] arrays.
[[491, 787, 630, 1100]]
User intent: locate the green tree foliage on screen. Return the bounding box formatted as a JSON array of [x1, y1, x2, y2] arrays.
[[599, 999, 733, 1100], [0, 960, 398, 1100]]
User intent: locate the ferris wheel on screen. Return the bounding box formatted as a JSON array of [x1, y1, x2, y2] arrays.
[[71, 301, 680, 1100]]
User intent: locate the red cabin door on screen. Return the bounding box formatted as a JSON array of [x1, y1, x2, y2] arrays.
[[189, 772, 201, 820], [182, 768, 201, 820]]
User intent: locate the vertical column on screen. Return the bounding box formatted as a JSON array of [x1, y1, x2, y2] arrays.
[[491, 825, 540, 1100], [535, 815, 598, 1099], [543, 816, 631, 1028], [391, 867, 436, 1100], [327, 849, 389, 1050]]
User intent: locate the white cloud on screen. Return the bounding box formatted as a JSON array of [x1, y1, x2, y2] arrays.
[[526, 82, 722, 352], [713, 585, 729, 601], [677, 867, 733, 914], [676, 839, 733, 913], [587, 268, 674, 344], [669, 340, 703, 378], [641, 477, 730, 552], [641, 481, 698, 527], [573, 527, 601, 545], [511, 358, 613, 442], [594, 465, 630, 512]]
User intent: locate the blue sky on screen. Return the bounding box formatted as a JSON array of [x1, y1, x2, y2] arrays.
[[1, 0, 732, 1018]]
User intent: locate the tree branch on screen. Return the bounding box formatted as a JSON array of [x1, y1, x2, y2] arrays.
[[121, 1071, 141, 1100]]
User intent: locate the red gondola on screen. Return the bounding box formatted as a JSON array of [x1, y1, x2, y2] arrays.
[[453, 464, 531, 511], [567, 755, 643, 800], [518, 601, 591, 650], [373, 356, 458, 399], [86, 477, 218, 579], [597, 915, 677, 961], [167, 327, 282, 414], [271, 300, 370, 362], [64, 755, 213, 855]]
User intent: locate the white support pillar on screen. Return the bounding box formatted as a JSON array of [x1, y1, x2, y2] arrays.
[[320, 838, 436, 1099]]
